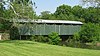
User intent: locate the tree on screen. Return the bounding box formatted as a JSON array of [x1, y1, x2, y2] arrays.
[[54, 4, 84, 21], [78, 23, 100, 43], [54, 4, 72, 20], [82, 7, 100, 23], [56, 4, 72, 15], [72, 5, 83, 18], [0, 0, 37, 19], [0, 3, 4, 17], [82, 0, 100, 7], [71, 5, 85, 21], [12, 0, 36, 19], [0, 0, 37, 36], [0, 2, 13, 32], [40, 11, 51, 19]]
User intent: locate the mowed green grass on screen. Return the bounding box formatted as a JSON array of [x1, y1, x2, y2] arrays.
[[0, 40, 100, 56]]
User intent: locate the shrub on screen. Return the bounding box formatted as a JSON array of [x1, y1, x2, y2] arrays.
[[10, 26, 20, 40], [48, 32, 61, 45], [30, 35, 49, 43], [73, 33, 80, 41], [30, 32, 61, 45], [79, 23, 100, 43], [73, 23, 100, 43]]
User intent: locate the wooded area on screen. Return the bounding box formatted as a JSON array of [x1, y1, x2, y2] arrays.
[[0, 0, 100, 44]]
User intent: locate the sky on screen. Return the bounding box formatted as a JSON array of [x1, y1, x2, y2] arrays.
[[33, 0, 81, 15]]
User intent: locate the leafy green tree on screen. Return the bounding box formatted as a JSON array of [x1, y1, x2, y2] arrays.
[[72, 5, 83, 18], [48, 14, 57, 20], [0, 0, 37, 34], [0, 2, 13, 32], [0, 0, 37, 19], [54, 4, 85, 21], [11, 0, 36, 19], [0, 3, 4, 17], [54, 4, 72, 20], [40, 11, 51, 19], [82, 7, 100, 23], [79, 23, 100, 43]]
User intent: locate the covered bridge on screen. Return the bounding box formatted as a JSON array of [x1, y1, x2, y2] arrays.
[[11, 19, 83, 35]]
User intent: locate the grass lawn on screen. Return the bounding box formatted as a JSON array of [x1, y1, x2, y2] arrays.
[[0, 40, 100, 56]]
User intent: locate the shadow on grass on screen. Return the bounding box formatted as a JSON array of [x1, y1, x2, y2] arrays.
[[60, 42, 100, 50], [0, 40, 36, 44]]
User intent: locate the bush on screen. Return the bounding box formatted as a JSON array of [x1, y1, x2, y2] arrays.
[[79, 23, 100, 43], [73, 23, 100, 43], [30, 35, 49, 43], [48, 32, 61, 45], [30, 32, 61, 45]]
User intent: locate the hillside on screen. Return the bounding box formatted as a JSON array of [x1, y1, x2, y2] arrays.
[[0, 40, 100, 56]]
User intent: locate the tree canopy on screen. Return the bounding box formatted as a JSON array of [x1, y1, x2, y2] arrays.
[[82, 0, 100, 7], [0, 0, 37, 19]]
